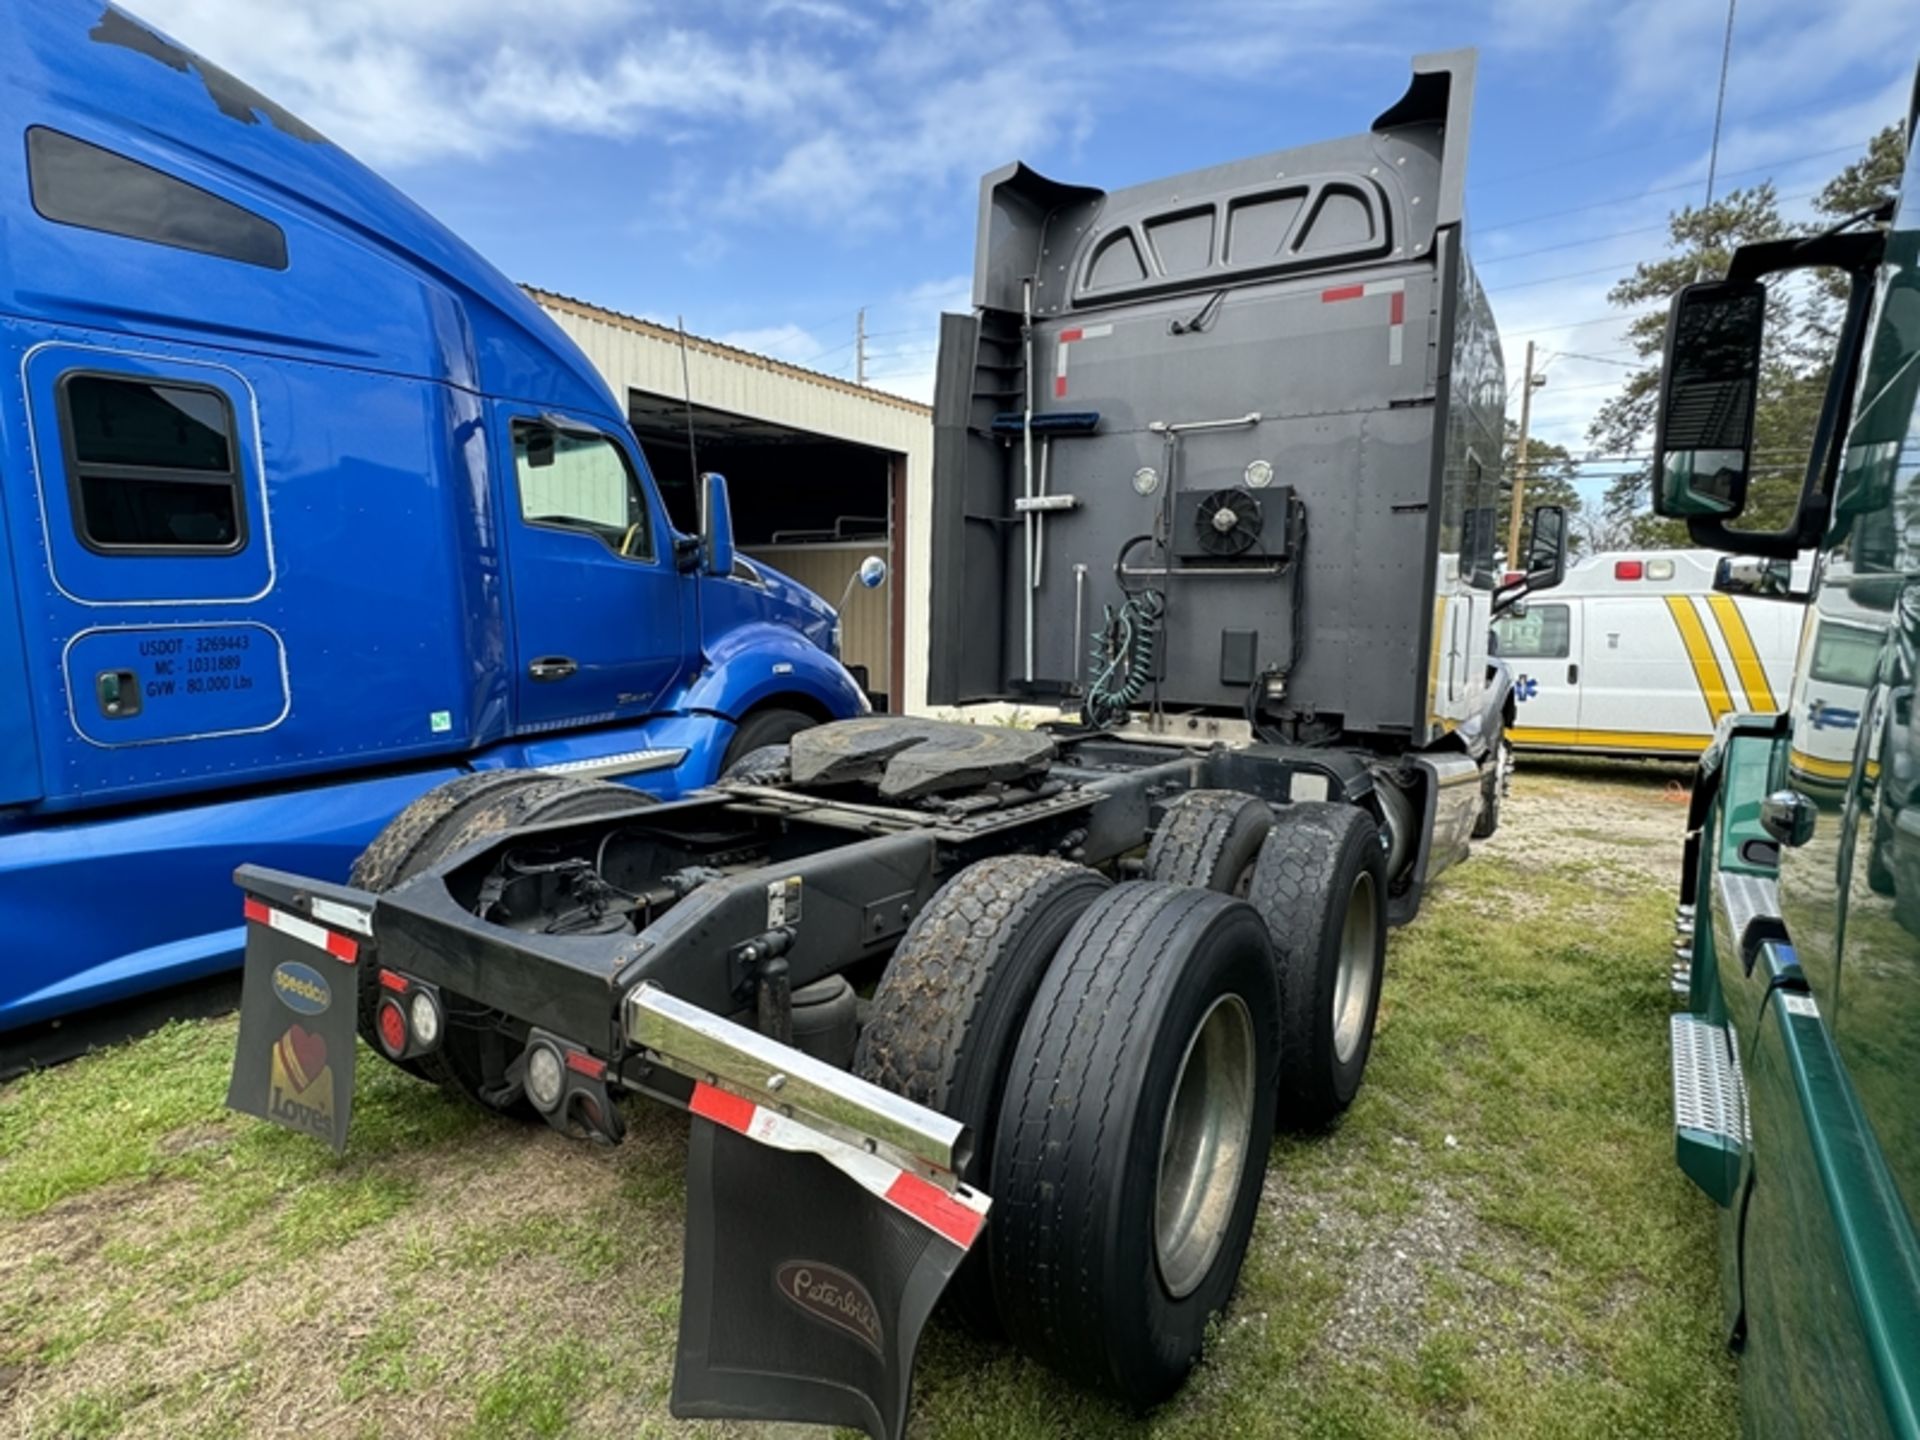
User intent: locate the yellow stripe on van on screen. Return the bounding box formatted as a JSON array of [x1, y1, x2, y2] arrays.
[[1509, 725, 1710, 756], [1426, 595, 1448, 725], [1666, 595, 1735, 724], [1787, 749, 1882, 783], [1707, 593, 1776, 711]]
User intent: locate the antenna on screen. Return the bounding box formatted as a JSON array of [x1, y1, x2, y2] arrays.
[[676, 314, 702, 500]]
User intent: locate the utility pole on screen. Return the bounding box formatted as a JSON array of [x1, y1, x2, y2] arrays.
[[855, 307, 867, 386], [1507, 340, 1540, 565]]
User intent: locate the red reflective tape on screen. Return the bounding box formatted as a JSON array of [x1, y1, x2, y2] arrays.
[[243, 897, 269, 925], [690, 1081, 755, 1133], [1389, 291, 1406, 325], [566, 1049, 607, 1080], [884, 1171, 985, 1250], [1058, 327, 1084, 343], [1321, 284, 1365, 302], [378, 968, 408, 993], [1053, 376, 1068, 398], [324, 931, 359, 964]]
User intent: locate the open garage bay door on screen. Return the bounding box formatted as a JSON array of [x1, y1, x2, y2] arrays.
[[630, 394, 901, 711]]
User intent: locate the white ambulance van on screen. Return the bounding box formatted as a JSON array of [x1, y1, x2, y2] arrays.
[[1492, 550, 1805, 760]]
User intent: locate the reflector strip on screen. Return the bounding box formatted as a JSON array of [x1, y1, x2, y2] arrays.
[[377, 968, 408, 993], [688, 1081, 988, 1250], [1052, 322, 1112, 399], [1321, 279, 1406, 364], [566, 1050, 608, 1080], [243, 897, 358, 963]]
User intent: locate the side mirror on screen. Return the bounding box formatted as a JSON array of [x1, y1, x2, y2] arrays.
[[1524, 504, 1567, 591], [700, 471, 735, 577], [1653, 279, 1766, 520], [1713, 555, 1793, 598]]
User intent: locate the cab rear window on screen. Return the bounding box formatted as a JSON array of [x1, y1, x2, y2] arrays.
[[60, 374, 245, 553]]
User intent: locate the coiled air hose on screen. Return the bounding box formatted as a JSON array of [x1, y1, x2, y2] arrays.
[[1083, 588, 1165, 730]]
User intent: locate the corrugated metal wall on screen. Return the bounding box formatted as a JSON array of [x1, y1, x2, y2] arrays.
[[534, 291, 934, 711], [745, 544, 891, 696]]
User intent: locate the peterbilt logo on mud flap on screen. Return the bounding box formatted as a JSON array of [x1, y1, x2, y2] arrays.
[[774, 1260, 884, 1356]]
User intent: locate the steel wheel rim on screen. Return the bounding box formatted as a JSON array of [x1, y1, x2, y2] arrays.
[[1331, 871, 1379, 1065], [1154, 992, 1257, 1299]]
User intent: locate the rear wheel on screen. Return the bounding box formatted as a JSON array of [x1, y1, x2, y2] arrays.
[[854, 856, 1110, 1332], [1246, 802, 1388, 1128], [350, 772, 656, 1106], [989, 882, 1280, 1406], [720, 707, 816, 775], [1144, 790, 1273, 895]]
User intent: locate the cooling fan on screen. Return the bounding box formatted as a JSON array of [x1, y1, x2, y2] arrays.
[[1192, 488, 1263, 558]]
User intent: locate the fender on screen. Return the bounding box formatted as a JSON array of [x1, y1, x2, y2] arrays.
[[678, 622, 870, 729]]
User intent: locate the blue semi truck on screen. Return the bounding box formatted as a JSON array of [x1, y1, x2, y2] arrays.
[[0, 1, 870, 1038]]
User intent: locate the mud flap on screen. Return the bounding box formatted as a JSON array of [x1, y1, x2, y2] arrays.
[[672, 1084, 987, 1440], [225, 896, 362, 1153]]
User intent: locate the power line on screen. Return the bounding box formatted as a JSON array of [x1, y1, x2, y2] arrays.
[[1704, 0, 1739, 207], [1475, 138, 1872, 237]]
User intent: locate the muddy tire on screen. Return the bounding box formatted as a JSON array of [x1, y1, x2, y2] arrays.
[[854, 856, 1110, 1332], [1472, 741, 1509, 840], [350, 772, 655, 1103], [1246, 802, 1388, 1129], [1144, 790, 1274, 895], [719, 744, 791, 785], [990, 882, 1280, 1406], [720, 707, 815, 775]]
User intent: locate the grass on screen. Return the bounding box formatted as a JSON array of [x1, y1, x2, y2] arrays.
[[0, 762, 1738, 1437]]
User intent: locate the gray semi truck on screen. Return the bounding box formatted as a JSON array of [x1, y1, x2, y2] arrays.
[[225, 49, 1564, 1438]]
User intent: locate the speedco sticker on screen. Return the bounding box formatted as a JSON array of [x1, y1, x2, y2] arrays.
[[271, 960, 332, 1016], [773, 1260, 883, 1355]]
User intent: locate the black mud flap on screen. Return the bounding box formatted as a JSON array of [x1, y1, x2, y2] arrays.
[[225, 896, 363, 1153], [672, 1084, 988, 1440]]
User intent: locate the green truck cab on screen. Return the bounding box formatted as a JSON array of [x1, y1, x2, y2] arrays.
[[1661, 71, 1920, 1439]]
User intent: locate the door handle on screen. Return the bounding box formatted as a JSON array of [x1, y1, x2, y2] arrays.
[[1568, 663, 1579, 683], [1759, 789, 1817, 848], [528, 656, 577, 682]]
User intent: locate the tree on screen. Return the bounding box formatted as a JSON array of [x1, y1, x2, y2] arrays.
[[1583, 125, 1907, 544], [1500, 419, 1585, 556]]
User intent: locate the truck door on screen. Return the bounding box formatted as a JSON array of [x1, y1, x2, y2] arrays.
[[1494, 599, 1578, 740], [497, 412, 688, 730]]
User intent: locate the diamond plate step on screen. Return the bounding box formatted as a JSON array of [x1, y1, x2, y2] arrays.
[[1671, 1013, 1747, 1207]]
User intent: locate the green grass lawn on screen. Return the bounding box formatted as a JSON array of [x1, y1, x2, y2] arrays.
[[0, 762, 1738, 1438]]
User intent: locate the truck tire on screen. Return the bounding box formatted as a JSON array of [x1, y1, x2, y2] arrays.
[[1472, 740, 1510, 840], [719, 744, 791, 785], [1144, 790, 1273, 895], [853, 856, 1110, 1333], [1246, 802, 1388, 1129], [990, 882, 1280, 1406], [349, 772, 656, 1099], [720, 707, 816, 775]]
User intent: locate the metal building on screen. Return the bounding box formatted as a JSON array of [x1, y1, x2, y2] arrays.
[[533, 289, 933, 713]]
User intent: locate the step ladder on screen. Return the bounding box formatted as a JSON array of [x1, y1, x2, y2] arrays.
[[1671, 1012, 1747, 1208]]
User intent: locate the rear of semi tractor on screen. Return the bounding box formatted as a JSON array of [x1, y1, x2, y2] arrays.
[[225, 48, 1564, 1438]]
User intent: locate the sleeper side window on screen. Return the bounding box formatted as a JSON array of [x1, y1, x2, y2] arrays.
[[60, 373, 245, 553], [513, 422, 653, 562], [1493, 602, 1571, 659]]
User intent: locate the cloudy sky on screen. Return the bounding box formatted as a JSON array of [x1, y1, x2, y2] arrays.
[[134, 0, 1911, 488]]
